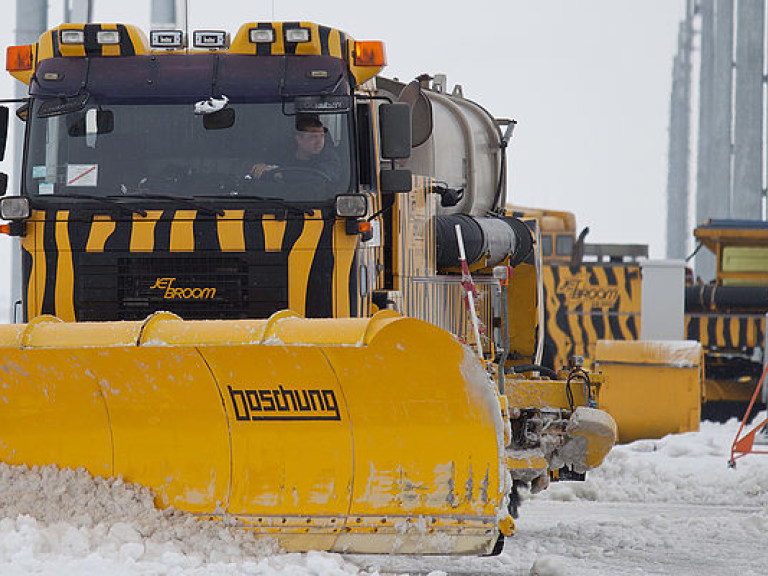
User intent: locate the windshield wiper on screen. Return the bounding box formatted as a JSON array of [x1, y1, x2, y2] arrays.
[[194, 194, 314, 215], [109, 193, 224, 216], [46, 193, 147, 216]]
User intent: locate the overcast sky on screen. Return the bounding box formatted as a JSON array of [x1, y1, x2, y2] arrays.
[[0, 1, 686, 316]]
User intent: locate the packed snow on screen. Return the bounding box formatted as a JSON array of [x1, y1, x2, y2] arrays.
[[0, 417, 766, 575]]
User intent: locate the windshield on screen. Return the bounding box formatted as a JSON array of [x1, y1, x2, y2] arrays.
[[25, 98, 353, 203]]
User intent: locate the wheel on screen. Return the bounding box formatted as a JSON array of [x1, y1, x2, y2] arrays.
[[485, 533, 505, 556], [701, 400, 766, 423], [508, 479, 524, 519]]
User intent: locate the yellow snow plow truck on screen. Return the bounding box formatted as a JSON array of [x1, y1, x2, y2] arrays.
[[688, 219, 768, 419], [508, 206, 702, 442], [0, 22, 617, 555]]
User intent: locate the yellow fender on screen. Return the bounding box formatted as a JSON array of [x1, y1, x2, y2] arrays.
[[0, 311, 511, 555]]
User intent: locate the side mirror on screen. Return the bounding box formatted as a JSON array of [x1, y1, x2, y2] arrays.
[[0, 173, 7, 196], [379, 103, 411, 159], [67, 109, 114, 137], [380, 169, 412, 193], [16, 102, 29, 122], [397, 80, 433, 147], [0, 106, 8, 162]]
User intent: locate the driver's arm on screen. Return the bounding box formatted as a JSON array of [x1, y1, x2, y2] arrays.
[[249, 163, 278, 179]]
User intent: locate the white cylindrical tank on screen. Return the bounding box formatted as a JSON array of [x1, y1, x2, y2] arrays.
[[376, 76, 506, 216]]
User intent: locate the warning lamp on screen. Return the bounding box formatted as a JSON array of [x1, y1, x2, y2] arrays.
[[60, 29, 85, 44], [193, 30, 229, 49], [6, 45, 33, 72], [96, 30, 121, 45], [285, 28, 311, 43], [357, 220, 373, 242], [354, 41, 386, 67], [150, 30, 185, 49], [357, 221, 372, 234]]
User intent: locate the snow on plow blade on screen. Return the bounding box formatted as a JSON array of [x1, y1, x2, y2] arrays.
[[0, 311, 511, 555], [595, 340, 702, 443], [556, 406, 617, 472]]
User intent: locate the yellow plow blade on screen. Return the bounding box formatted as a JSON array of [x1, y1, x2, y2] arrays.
[[0, 311, 510, 555], [595, 340, 702, 443]]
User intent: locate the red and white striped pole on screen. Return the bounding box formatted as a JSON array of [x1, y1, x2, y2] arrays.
[[455, 224, 485, 357]]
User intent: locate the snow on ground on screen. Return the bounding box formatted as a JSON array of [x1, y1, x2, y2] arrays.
[[356, 416, 768, 575], [0, 418, 766, 575], [0, 466, 359, 575]]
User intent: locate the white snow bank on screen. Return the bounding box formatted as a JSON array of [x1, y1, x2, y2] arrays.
[[4, 419, 767, 575], [529, 554, 568, 575], [0, 464, 376, 575], [537, 417, 768, 506]]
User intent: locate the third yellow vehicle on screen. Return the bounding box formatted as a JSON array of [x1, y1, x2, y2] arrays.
[[688, 219, 768, 420]]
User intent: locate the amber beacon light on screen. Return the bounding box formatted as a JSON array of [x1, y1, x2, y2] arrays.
[[6, 45, 33, 72], [354, 41, 386, 67]]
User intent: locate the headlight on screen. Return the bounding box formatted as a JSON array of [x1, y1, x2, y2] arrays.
[[335, 195, 367, 218], [0, 197, 30, 220]]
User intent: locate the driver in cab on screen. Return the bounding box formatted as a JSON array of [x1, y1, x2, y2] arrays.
[[250, 114, 340, 184]]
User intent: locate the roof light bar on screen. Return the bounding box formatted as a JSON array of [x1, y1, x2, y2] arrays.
[[193, 30, 229, 49], [150, 30, 185, 49], [60, 30, 85, 45], [96, 30, 121, 45], [285, 28, 310, 43], [249, 29, 275, 44]]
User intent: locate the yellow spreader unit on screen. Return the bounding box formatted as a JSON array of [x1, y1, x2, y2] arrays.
[[595, 340, 702, 443], [0, 311, 511, 555]]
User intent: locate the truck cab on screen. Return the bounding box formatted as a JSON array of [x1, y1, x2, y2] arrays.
[[1, 22, 412, 323]]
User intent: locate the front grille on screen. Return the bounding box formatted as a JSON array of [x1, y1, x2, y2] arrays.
[[76, 252, 288, 321]]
